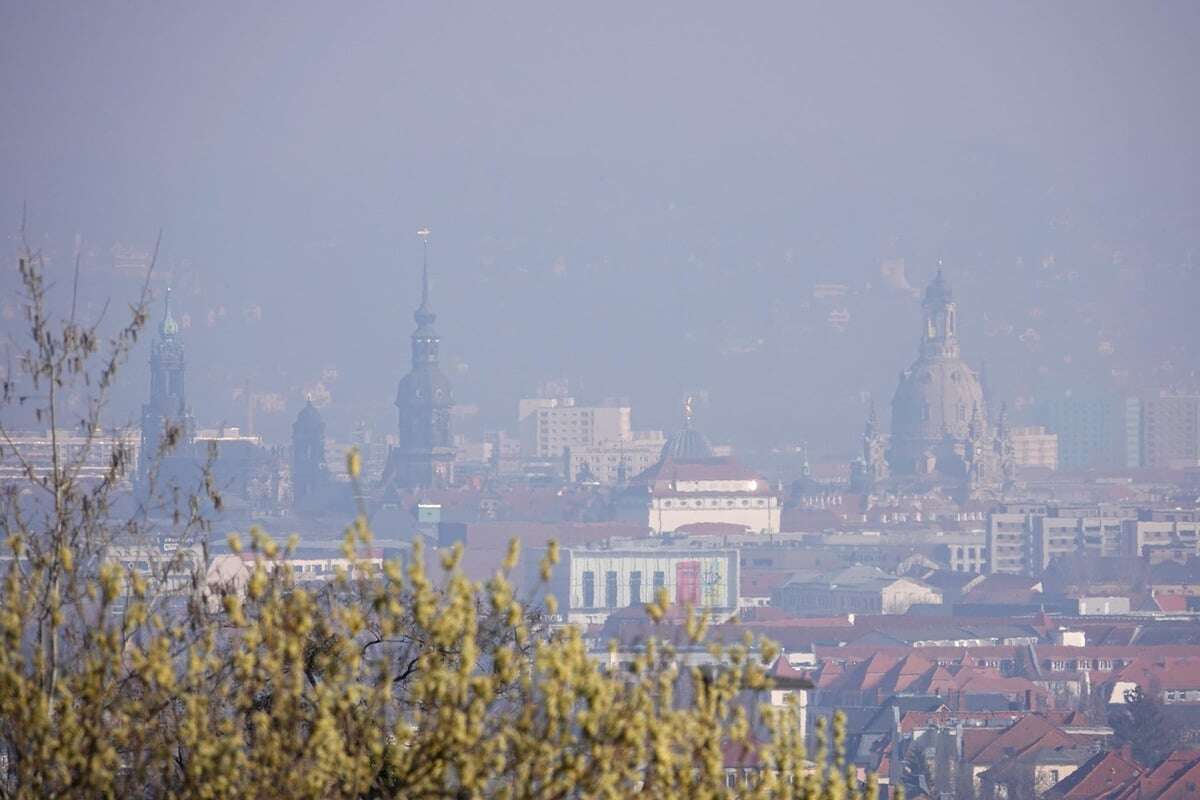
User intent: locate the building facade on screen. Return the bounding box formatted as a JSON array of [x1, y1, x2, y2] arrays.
[[0, 429, 139, 483], [567, 431, 666, 484], [541, 546, 740, 625], [518, 397, 634, 460], [1034, 394, 1124, 470], [617, 458, 780, 534], [1139, 392, 1200, 469], [1010, 426, 1059, 470], [989, 505, 1139, 575], [772, 566, 942, 616]]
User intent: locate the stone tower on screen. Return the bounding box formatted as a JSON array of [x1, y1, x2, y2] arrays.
[[291, 399, 329, 508], [140, 288, 193, 483], [382, 229, 455, 491]]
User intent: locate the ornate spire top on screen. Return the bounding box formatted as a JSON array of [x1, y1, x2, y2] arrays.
[[160, 286, 179, 337], [920, 263, 959, 358], [414, 227, 436, 329], [683, 395, 695, 429], [924, 264, 954, 306]]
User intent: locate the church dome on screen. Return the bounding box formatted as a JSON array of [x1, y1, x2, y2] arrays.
[[890, 356, 986, 443], [660, 397, 714, 461], [660, 427, 714, 462]]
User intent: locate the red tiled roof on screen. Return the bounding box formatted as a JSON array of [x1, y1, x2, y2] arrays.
[[969, 714, 1078, 766], [1108, 656, 1200, 692], [767, 655, 810, 682], [1046, 747, 1142, 799], [1109, 750, 1200, 800]]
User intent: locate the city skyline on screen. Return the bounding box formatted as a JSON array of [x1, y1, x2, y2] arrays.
[[3, 3, 1198, 453]]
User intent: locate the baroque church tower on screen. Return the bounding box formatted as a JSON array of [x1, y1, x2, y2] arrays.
[[140, 288, 194, 485], [381, 229, 455, 491]]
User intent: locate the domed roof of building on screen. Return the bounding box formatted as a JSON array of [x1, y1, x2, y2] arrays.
[[660, 427, 714, 461], [660, 396, 714, 461], [891, 267, 987, 448], [891, 356, 986, 443]]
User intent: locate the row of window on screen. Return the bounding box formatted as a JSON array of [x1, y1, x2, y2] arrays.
[[661, 498, 768, 508], [1044, 658, 1122, 671], [580, 569, 666, 609]]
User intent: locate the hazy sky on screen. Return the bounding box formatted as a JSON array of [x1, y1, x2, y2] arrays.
[[2, 2, 1198, 456]]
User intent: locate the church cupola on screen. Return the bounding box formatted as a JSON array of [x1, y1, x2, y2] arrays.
[[660, 396, 714, 462], [920, 266, 960, 359]]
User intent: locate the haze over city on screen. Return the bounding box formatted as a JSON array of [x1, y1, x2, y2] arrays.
[[3, 2, 1198, 456]]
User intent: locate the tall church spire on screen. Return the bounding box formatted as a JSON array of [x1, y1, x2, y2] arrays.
[[383, 227, 456, 492], [161, 286, 179, 337], [411, 227, 440, 364], [415, 226, 434, 326], [140, 285, 192, 486]]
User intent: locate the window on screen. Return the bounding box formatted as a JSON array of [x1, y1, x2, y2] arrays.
[[676, 561, 700, 606], [630, 571, 642, 606], [582, 571, 595, 608], [605, 571, 618, 608]]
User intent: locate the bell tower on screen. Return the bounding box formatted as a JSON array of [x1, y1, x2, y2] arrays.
[[382, 228, 455, 491], [140, 288, 193, 484]]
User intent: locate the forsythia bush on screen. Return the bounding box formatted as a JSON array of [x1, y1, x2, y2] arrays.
[[0, 518, 876, 799], [0, 243, 880, 798]]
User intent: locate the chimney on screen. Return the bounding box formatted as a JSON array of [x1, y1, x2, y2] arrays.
[[1025, 689, 1035, 711]]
